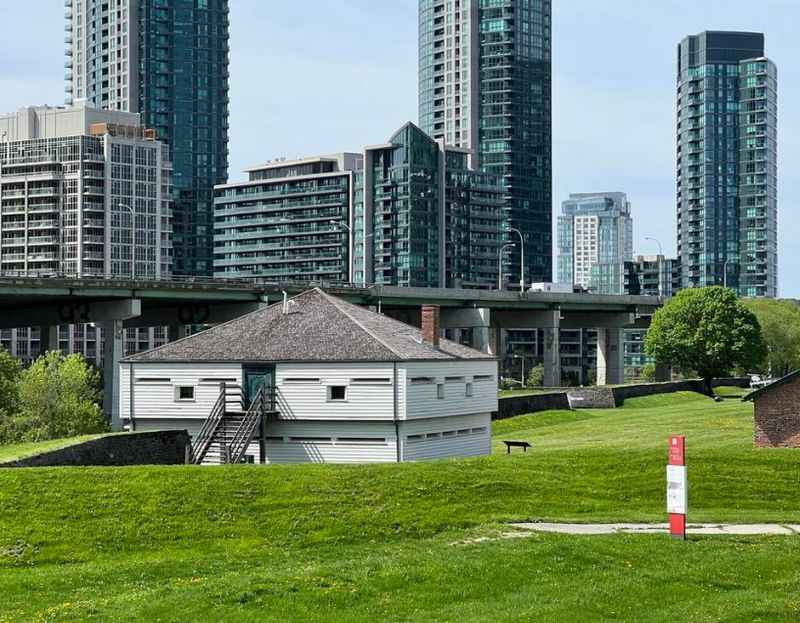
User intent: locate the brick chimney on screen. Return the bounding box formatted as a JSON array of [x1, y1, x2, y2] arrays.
[[421, 305, 440, 348]]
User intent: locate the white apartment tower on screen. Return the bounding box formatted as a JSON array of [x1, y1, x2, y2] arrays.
[[65, 0, 139, 112], [418, 0, 479, 159], [0, 102, 173, 364], [0, 102, 172, 279], [557, 192, 633, 293]]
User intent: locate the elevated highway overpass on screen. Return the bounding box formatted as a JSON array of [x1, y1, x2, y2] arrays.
[[0, 277, 665, 428]]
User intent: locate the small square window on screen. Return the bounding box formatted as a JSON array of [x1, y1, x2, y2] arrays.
[[175, 386, 195, 401], [329, 385, 347, 401]]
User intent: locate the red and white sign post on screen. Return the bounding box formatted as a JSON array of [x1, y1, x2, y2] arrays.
[[667, 435, 687, 539]]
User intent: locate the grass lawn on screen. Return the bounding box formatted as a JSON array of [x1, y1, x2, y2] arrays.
[[0, 434, 109, 463], [1, 391, 800, 621]]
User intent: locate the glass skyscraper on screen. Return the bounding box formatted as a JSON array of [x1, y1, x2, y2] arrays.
[[676, 31, 777, 297], [557, 192, 633, 294], [419, 0, 552, 286], [66, 0, 230, 276], [356, 123, 504, 289]]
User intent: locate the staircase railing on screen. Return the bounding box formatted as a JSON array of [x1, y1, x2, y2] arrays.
[[191, 383, 230, 465], [226, 385, 273, 465]]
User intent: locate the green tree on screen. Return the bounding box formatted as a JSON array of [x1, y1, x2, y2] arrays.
[[743, 298, 800, 377], [0, 347, 21, 417], [17, 351, 107, 441], [0, 348, 23, 443], [645, 287, 766, 394], [526, 363, 545, 387]]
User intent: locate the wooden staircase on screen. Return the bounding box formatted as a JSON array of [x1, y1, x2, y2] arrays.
[[191, 383, 276, 465]]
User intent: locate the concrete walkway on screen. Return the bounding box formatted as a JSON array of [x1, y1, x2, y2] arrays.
[[511, 522, 800, 536]]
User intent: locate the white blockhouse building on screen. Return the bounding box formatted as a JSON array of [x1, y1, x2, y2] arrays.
[[120, 289, 498, 464]]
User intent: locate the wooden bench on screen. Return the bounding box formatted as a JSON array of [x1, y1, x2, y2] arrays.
[[503, 440, 533, 454]]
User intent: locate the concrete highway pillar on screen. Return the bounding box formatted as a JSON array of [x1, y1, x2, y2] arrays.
[[597, 327, 625, 386], [543, 328, 560, 387], [489, 327, 506, 364], [471, 326, 493, 356], [440, 308, 494, 356], [102, 320, 125, 431], [38, 325, 59, 355]]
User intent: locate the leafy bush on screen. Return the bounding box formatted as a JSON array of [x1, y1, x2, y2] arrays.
[[2, 351, 108, 443], [0, 348, 21, 418], [526, 364, 545, 387], [743, 298, 800, 377], [561, 370, 581, 388], [641, 363, 657, 382]]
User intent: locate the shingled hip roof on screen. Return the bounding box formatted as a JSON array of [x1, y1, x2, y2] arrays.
[[123, 288, 495, 363]]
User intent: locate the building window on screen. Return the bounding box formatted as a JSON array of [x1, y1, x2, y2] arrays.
[[174, 386, 195, 401], [328, 385, 347, 401], [437, 384, 445, 399], [288, 436, 333, 445], [336, 437, 387, 445], [465, 382, 474, 397]]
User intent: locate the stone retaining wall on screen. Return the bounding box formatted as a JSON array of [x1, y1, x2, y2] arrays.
[[494, 391, 570, 420], [1, 430, 191, 468], [568, 377, 751, 409], [497, 377, 752, 416]]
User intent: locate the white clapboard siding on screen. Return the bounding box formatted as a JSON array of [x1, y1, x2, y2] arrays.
[[261, 420, 397, 464], [400, 360, 498, 420], [120, 362, 243, 425], [132, 417, 204, 437], [400, 413, 492, 461], [275, 363, 396, 421]]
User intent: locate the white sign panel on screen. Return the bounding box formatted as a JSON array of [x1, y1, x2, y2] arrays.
[[666, 465, 687, 515]]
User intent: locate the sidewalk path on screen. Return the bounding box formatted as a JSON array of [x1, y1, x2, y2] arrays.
[[511, 523, 800, 536]]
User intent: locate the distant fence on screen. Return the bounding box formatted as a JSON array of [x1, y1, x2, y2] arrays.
[[495, 377, 751, 418], [1, 430, 190, 468]]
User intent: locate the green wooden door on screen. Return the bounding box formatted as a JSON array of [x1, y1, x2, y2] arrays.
[[243, 366, 274, 409]]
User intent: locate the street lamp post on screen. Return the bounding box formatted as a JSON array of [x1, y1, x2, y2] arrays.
[[723, 259, 732, 290], [118, 203, 135, 280], [513, 354, 526, 388], [507, 227, 525, 292], [498, 243, 516, 290]]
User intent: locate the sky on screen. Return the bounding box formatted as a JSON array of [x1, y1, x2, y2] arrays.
[[1, 1, 798, 295]]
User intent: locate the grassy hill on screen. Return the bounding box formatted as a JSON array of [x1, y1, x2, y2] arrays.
[[1, 390, 799, 621]]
